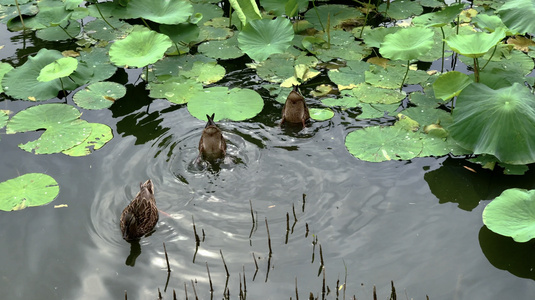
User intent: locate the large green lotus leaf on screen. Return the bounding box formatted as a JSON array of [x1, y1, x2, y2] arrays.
[[327, 60, 369, 90], [445, 27, 506, 58], [73, 81, 126, 110], [187, 87, 264, 121], [229, 0, 261, 26], [358, 103, 399, 119], [152, 55, 216, 79], [304, 4, 362, 31], [109, 27, 173, 68], [34, 0, 71, 26], [199, 22, 233, 42], [345, 125, 423, 162], [0, 62, 14, 93], [313, 38, 371, 62], [35, 21, 81, 41], [250, 54, 318, 83], [432, 71, 473, 100], [192, 2, 223, 24], [483, 188, 535, 242], [309, 108, 334, 121], [412, 3, 465, 27], [238, 18, 294, 61], [380, 27, 434, 61], [148, 78, 203, 104], [62, 123, 113, 156], [358, 26, 401, 48], [78, 47, 118, 84], [365, 63, 430, 89], [0, 173, 59, 211], [85, 18, 133, 41], [198, 35, 244, 60], [352, 83, 406, 104], [449, 82, 535, 164], [497, 0, 535, 35], [127, 0, 192, 24], [160, 23, 200, 45], [472, 14, 510, 34], [2, 48, 65, 100], [6, 103, 92, 154], [379, 1, 423, 20], [37, 57, 78, 82], [181, 61, 225, 84], [478, 50, 535, 77]]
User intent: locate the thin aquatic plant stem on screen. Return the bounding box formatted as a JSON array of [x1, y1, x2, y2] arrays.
[[400, 60, 410, 92], [14, 0, 26, 30], [440, 26, 445, 73], [480, 45, 498, 71], [94, 2, 116, 30]]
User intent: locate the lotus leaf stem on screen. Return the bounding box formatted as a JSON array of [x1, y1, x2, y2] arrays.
[[93, 2, 116, 30], [312, 1, 325, 32], [473, 57, 480, 83], [14, 0, 26, 30], [480, 45, 498, 71], [400, 60, 410, 92], [358, 0, 373, 39], [141, 18, 150, 30], [440, 27, 445, 73], [59, 24, 75, 40]]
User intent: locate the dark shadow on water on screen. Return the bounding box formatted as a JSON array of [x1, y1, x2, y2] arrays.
[[424, 157, 535, 211], [125, 240, 141, 267], [479, 226, 535, 280]]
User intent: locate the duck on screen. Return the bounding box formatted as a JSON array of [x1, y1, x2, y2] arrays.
[[120, 179, 158, 241], [281, 85, 310, 128], [199, 113, 226, 160]]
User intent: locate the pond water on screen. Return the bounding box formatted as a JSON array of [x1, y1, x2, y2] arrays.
[[1, 22, 535, 300]]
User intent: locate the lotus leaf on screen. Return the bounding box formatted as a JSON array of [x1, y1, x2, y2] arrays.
[[187, 87, 264, 121], [345, 125, 423, 162], [358, 26, 401, 48], [412, 3, 465, 27], [181, 61, 225, 84], [191, 2, 223, 24], [229, 0, 261, 26], [483, 188, 535, 242], [0, 173, 59, 211], [109, 27, 173, 68], [238, 18, 294, 61], [62, 123, 113, 156], [36, 21, 81, 41], [127, 0, 193, 25], [148, 78, 203, 104], [379, 0, 423, 20], [365, 63, 430, 89], [6, 103, 92, 154], [352, 83, 406, 104], [445, 27, 506, 58], [0, 2, 38, 25], [309, 108, 334, 121], [304, 4, 362, 31], [380, 27, 434, 61], [78, 47, 118, 84], [449, 82, 535, 164], [73, 81, 126, 110], [1, 48, 84, 101], [497, 0, 535, 35], [433, 71, 472, 100], [198, 35, 244, 60], [37, 57, 78, 82], [260, 0, 308, 17], [85, 19, 133, 41], [160, 23, 200, 45], [0, 62, 13, 93], [327, 60, 369, 90]]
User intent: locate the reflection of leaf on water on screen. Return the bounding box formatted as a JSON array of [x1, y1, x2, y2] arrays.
[[116, 111, 170, 145], [479, 226, 535, 281]]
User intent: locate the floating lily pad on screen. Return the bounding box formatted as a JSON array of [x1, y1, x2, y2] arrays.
[[35, 21, 81, 41], [0, 173, 59, 211], [352, 83, 406, 104], [109, 26, 173, 68], [238, 17, 294, 61], [449, 82, 535, 164], [78, 46, 118, 84], [37, 57, 78, 82], [309, 108, 334, 121], [127, 0, 193, 24], [160, 23, 201, 45], [198, 35, 244, 60], [85, 18, 133, 41], [304, 4, 362, 31], [6, 103, 91, 154], [358, 26, 401, 48], [73, 81, 126, 110], [432, 71, 473, 100], [365, 63, 430, 89], [0, 62, 13, 93], [483, 188, 535, 242], [379, 0, 423, 20], [380, 27, 435, 61], [181, 61, 226, 84], [412, 3, 465, 27], [187, 87, 264, 121], [148, 78, 203, 104], [445, 27, 506, 58], [327, 60, 369, 90], [62, 123, 113, 156], [251, 54, 318, 83], [345, 125, 423, 162]]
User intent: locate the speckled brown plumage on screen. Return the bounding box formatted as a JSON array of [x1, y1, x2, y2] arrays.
[[281, 85, 309, 128], [120, 179, 158, 241], [199, 113, 226, 160]]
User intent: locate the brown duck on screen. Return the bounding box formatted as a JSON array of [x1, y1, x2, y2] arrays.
[[199, 113, 226, 160], [281, 85, 310, 128], [120, 179, 158, 241]]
